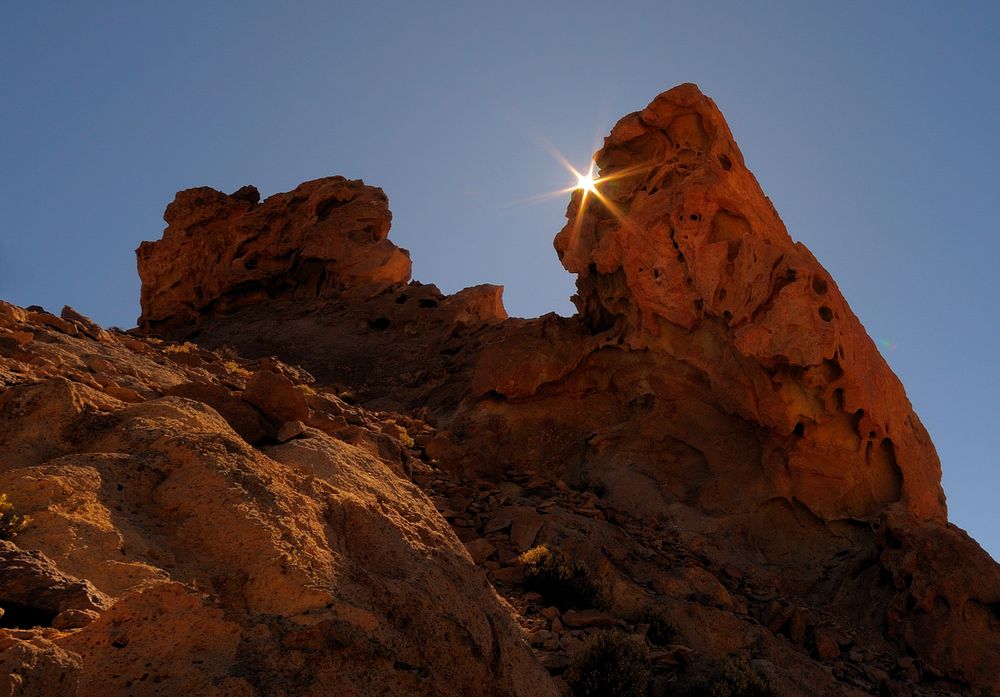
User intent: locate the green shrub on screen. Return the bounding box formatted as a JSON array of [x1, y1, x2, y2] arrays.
[[705, 657, 783, 697], [0, 493, 29, 540], [518, 545, 610, 610], [637, 604, 678, 645], [567, 630, 650, 697]]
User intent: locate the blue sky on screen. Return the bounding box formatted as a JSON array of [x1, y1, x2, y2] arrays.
[[1, 1, 997, 560]]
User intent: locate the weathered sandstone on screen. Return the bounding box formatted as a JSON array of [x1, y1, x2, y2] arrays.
[[0, 83, 995, 696]]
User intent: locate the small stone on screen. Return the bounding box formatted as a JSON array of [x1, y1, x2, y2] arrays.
[[52, 608, 100, 630], [561, 609, 620, 629], [463, 538, 496, 564], [508, 510, 544, 551], [539, 653, 571, 672], [527, 629, 551, 645], [814, 628, 841, 660], [489, 566, 525, 587], [276, 420, 308, 442], [242, 370, 310, 424], [864, 665, 890, 684], [541, 606, 560, 620], [484, 517, 512, 535]]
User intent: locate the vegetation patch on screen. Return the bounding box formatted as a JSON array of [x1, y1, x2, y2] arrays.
[[518, 545, 610, 610], [704, 656, 783, 697], [567, 630, 650, 697], [636, 603, 678, 645], [0, 493, 29, 540]]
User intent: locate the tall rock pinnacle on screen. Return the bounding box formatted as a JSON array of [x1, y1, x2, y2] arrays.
[[554, 84, 945, 523]]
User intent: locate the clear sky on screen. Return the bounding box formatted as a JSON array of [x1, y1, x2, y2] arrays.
[[2, 2, 997, 561]]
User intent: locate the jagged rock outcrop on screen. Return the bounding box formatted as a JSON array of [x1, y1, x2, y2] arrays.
[[4, 83, 995, 695], [137, 177, 413, 335], [137, 177, 508, 408]]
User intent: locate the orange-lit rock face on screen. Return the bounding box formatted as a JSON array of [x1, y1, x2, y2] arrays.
[[137, 176, 411, 334], [552, 84, 945, 522], [66, 83, 997, 695]]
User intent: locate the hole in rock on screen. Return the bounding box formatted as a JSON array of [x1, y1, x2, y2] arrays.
[[418, 298, 439, 309], [820, 358, 844, 382], [812, 277, 828, 295], [0, 602, 57, 629], [877, 567, 894, 587], [818, 306, 834, 322], [884, 530, 903, 550], [395, 294, 409, 304], [689, 213, 701, 221], [723, 310, 732, 322], [718, 154, 732, 171], [368, 317, 391, 330], [792, 422, 805, 437], [315, 197, 349, 222], [833, 388, 845, 409]]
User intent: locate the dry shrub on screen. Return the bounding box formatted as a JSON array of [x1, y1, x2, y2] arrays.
[[567, 630, 650, 697], [0, 493, 29, 540], [518, 545, 610, 610]]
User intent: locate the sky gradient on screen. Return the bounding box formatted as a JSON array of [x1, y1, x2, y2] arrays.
[[2, 2, 997, 560]]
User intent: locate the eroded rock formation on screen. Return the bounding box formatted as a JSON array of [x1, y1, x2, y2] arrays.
[[554, 84, 944, 523], [0, 84, 996, 696], [137, 177, 413, 336]]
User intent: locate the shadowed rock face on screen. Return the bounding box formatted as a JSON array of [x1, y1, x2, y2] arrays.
[[125, 84, 999, 695]]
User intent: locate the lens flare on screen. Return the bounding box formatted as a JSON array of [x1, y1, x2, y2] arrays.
[[576, 167, 598, 193]]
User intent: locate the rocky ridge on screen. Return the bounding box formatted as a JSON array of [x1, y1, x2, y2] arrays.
[[0, 83, 996, 696]]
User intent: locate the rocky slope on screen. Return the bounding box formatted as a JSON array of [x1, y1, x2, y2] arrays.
[[0, 84, 996, 696], [0, 304, 554, 696]]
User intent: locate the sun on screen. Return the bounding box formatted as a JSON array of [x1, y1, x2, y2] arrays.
[[576, 170, 598, 193]]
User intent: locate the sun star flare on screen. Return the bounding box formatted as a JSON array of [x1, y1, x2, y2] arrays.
[[576, 169, 598, 193]]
